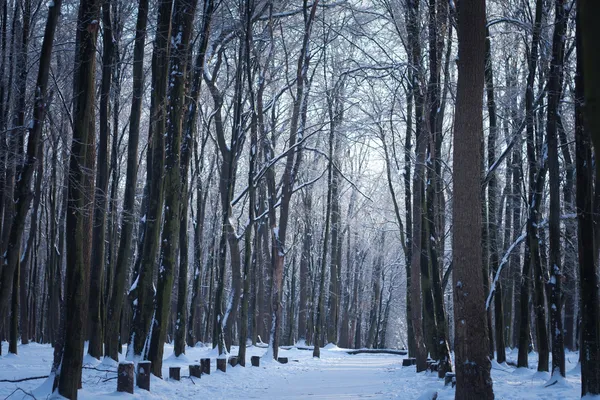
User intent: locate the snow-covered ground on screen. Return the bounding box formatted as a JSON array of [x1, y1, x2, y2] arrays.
[[0, 341, 583, 399]]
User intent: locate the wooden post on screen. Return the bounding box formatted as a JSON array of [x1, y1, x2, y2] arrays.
[[444, 372, 456, 387], [402, 358, 416, 367], [189, 364, 202, 378], [117, 362, 134, 394], [277, 357, 288, 364], [169, 366, 181, 381], [200, 358, 210, 375], [228, 356, 238, 367], [137, 361, 151, 391], [251, 356, 260, 367], [216, 358, 227, 373]]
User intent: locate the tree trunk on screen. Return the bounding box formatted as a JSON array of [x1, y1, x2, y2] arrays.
[[148, 0, 196, 373], [484, 26, 505, 364], [128, 0, 172, 359], [546, 0, 567, 379], [58, 0, 101, 395], [452, 0, 494, 397], [104, 0, 148, 362], [88, 0, 114, 359], [577, 2, 600, 394]]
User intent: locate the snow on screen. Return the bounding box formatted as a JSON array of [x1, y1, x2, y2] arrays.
[[0, 342, 585, 399]]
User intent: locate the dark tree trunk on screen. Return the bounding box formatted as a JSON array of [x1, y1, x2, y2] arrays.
[[546, 0, 567, 378], [58, 0, 101, 395], [185, 0, 212, 348], [128, 0, 172, 359], [88, 0, 114, 359], [484, 26, 505, 364], [148, 0, 197, 372], [104, 0, 148, 362], [452, 0, 494, 397], [518, 0, 544, 371], [577, 2, 600, 395]]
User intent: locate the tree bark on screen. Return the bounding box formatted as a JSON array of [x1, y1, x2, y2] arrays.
[[58, 0, 101, 395], [576, 1, 600, 394], [104, 0, 148, 361], [128, 0, 172, 359], [452, 0, 494, 397], [88, 0, 114, 359], [148, 0, 196, 373], [546, 0, 567, 378]]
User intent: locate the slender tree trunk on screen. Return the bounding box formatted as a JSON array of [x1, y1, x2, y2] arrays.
[[484, 26, 505, 364], [546, 0, 567, 379], [104, 0, 148, 362], [518, 0, 543, 370], [88, 0, 114, 359], [128, 0, 172, 359]]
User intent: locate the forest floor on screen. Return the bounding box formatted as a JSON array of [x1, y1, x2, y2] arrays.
[[0, 341, 583, 399]]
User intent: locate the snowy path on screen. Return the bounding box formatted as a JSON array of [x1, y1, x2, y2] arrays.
[[0, 342, 583, 399]]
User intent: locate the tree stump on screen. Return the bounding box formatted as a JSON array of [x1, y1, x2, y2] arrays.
[[228, 356, 238, 367], [169, 366, 181, 381], [201, 358, 210, 375], [189, 364, 202, 378], [278, 357, 288, 364], [137, 361, 151, 391], [426, 360, 439, 372], [251, 356, 260, 367], [402, 358, 416, 367], [444, 372, 456, 387], [117, 362, 134, 394], [217, 358, 227, 373]]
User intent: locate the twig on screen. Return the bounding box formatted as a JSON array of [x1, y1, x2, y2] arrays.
[[3, 387, 38, 399]]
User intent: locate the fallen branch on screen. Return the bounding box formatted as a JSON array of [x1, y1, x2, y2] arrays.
[[346, 349, 408, 356], [0, 375, 49, 383]]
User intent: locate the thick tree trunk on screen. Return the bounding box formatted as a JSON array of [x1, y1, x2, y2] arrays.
[[452, 0, 494, 397], [577, 2, 600, 395], [58, 0, 101, 395]]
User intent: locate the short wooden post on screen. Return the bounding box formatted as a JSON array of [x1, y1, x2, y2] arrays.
[[189, 364, 202, 378], [444, 372, 456, 387], [216, 358, 227, 373], [228, 356, 238, 367], [277, 357, 288, 364], [137, 361, 151, 391], [200, 358, 211, 375], [117, 362, 134, 394], [251, 356, 260, 367], [169, 366, 181, 381], [402, 358, 416, 367]]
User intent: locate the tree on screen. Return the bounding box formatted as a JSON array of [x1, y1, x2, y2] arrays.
[[128, 0, 172, 360], [104, 0, 149, 362], [576, 0, 600, 395], [88, 0, 115, 359], [546, 0, 568, 380], [452, 0, 494, 397], [57, 0, 101, 396]]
